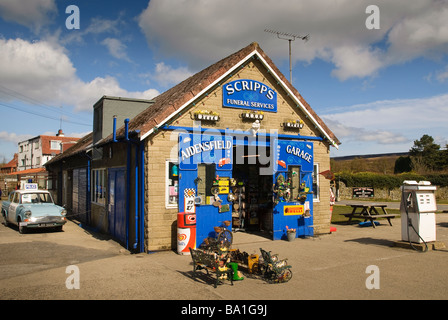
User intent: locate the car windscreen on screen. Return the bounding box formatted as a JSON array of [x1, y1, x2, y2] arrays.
[[21, 193, 53, 204]]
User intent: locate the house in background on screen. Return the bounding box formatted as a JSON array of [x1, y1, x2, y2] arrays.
[[0, 153, 18, 196], [17, 129, 80, 172]]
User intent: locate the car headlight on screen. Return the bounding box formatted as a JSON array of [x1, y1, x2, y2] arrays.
[[24, 210, 32, 218], [61, 209, 67, 216]]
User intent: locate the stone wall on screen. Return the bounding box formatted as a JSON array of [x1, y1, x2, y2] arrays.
[[336, 181, 448, 201]]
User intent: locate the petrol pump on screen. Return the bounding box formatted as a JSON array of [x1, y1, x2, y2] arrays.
[[400, 181, 437, 249]]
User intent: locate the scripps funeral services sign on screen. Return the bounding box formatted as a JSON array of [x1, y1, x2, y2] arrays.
[[223, 79, 277, 112]]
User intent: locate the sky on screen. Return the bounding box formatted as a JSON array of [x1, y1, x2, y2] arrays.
[[0, 0, 447, 162]]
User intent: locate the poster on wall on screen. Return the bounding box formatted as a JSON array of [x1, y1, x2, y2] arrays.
[[184, 188, 196, 213]]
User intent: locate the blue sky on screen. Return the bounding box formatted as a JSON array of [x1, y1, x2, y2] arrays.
[[0, 0, 447, 163]]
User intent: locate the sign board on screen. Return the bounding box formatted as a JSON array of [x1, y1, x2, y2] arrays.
[[179, 133, 233, 170], [24, 183, 38, 190], [275, 140, 314, 172], [284, 205, 304, 216], [352, 187, 374, 198], [223, 79, 277, 112]]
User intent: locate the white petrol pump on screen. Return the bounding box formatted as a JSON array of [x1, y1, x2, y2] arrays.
[[400, 181, 437, 248]]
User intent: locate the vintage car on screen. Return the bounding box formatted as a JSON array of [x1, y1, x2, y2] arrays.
[[1, 188, 67, 233]]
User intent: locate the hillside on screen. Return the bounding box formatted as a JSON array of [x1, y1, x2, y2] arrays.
[[330, 152, 409, 174]]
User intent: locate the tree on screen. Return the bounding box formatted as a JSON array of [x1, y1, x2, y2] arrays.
[[409, 134, 446, 172], [394, 156, 412, 173]]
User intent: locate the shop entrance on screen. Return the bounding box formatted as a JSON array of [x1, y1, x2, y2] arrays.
[[233, 164, 273, 233], [178, 133, 315, 244]]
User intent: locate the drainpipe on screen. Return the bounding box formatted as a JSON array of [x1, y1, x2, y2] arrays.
[[124, 118, 129, 141], [113, 115, 117, 142], [134, 142, 139, 250], [125, 118, 131, 250], [87, 159, 91, 225], [139, 142, 145, 253]]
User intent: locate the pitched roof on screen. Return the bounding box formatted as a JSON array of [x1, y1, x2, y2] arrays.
[[113, 42, 340, 148], [8, 167, 46, 176], [44, 132, 93, 167], [3, 153, 18, 169], [39, 135, 81, 155]]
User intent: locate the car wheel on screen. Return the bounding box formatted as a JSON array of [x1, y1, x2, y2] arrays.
[[18, 221, 26, 234], [2, 214, 8, 227]]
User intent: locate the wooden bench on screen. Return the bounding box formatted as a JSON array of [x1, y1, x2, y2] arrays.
[[189, 247, 233, 288], [343, 204, 398, 228]]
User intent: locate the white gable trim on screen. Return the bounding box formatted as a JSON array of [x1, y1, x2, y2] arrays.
[[140, 50, 339, 149], [254, 53, 339, 149]]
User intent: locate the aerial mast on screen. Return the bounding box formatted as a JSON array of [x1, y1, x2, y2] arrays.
[[264, 29, 309, 85]]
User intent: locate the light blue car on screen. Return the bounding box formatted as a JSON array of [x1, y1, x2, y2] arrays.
[[1, 189, 67, 234]]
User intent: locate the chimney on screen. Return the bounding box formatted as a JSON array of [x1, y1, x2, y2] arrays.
[[56, 129, 64, 137]]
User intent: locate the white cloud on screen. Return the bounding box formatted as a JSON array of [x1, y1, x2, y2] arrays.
[[435, 65, 448, 82], [61, 16, 123, 45], [0, 131, 32, 144], [151, 62, 193, 87], [0, 38, 159, 112], [330, 45, 383, 81], [322, 94, 448, 154], [138, 0, 446, 81], [101, 38, 132, 62], [0, 0, 57, 32], [0, 38, 76, 99]]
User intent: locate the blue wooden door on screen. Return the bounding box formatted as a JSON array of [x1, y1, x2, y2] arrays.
[[108, 168, 127, 245], [272, 140, 314, 240]]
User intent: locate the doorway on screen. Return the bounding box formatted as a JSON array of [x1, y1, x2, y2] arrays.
[[232, 144, 273, 234]]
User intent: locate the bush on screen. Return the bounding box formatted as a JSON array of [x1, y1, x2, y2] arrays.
[[333, 172, 443, 189]]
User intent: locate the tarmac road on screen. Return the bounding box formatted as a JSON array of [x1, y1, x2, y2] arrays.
[[1, 201, 448, 304]]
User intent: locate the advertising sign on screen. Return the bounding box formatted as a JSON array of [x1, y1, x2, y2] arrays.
[[179, 133, 233, 170], [275, 140, 314, 172], [223, 79, 277, 112], [284, 205, 304, 216]]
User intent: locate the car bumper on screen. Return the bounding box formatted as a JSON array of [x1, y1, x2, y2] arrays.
[[20, 216, 66, 228]]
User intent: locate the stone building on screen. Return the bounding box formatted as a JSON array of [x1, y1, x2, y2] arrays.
[[47, 42, 340, 252]]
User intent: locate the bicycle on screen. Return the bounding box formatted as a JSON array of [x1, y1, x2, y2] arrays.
[[214, 220, 233, 248]]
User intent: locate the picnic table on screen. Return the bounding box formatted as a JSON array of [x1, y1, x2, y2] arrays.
[[342, 204, 398, 228]]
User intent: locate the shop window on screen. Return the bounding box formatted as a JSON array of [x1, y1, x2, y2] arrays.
[[92, 169, 106, 205], [197, 164, 216, 203], [313, 164, 320, 201], [166, 160, 179, 208]]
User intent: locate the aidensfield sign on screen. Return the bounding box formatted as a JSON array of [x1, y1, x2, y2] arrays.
[[223, 79, 277, 112]]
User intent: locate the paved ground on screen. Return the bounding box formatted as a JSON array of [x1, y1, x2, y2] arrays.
[[1, 202, 448, 303]]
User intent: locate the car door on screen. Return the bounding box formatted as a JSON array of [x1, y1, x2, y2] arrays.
[[8, 192, 19, 224]]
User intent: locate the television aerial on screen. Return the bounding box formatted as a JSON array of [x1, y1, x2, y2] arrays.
[[264, 29, 310, 85]]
